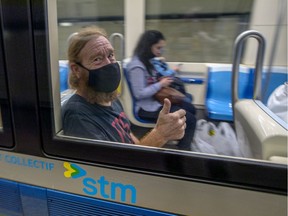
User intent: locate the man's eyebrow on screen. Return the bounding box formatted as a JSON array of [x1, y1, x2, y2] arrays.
[[88, 53, 101, 61]]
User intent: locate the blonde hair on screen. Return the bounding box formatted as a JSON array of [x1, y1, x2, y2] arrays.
[[68, 26, 107, 89]]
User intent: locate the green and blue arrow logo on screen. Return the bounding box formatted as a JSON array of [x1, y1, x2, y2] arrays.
[[63, 162, 87, 179]]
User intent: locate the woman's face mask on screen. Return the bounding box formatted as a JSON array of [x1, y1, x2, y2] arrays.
[[77, 62, 121, 93]]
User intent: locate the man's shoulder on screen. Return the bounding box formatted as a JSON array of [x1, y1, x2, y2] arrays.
[[112, 99, 124, 111], [63, 95, 123, 114], [62, 94, 91, 114]]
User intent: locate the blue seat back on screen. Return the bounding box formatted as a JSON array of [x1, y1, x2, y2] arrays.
[[206, 65, 287, 121], [59, 60, 69, 92], [205, 65, 252, 121]]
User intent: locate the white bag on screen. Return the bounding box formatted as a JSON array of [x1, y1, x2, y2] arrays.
[[214, 122, 240, 156], [191, 119, 217, 154], [192, 120, 240, 156], [267, 82, 288, 123]]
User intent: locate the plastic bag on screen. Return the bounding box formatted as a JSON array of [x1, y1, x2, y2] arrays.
[[191, 119, 218, 154], [214, 122, 240, 156], [191, 120, 241, 156], [267, 82, 288, 123]]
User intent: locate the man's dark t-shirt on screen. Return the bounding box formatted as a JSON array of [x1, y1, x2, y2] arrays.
[[62, 94, 134, 144]]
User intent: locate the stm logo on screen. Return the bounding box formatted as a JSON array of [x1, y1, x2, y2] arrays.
[[64, 162, 86, 179], [63, 162, 137, 204]]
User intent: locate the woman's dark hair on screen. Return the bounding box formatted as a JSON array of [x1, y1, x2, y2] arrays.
[[133, 30, 165, 74]]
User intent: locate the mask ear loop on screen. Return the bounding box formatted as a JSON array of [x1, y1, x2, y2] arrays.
[[75, 62, 90, 71]]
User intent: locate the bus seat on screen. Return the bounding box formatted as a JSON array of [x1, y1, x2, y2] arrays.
[[61, 89, 76, 107], [119, 59, 155, 128], [234, 99, 287, 161], [205, 64, 253, 121], [59, 60, 69, 92]]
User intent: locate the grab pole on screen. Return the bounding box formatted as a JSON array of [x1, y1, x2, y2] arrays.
[[109, 33, 125, 65], [231, 30, 266, 120]]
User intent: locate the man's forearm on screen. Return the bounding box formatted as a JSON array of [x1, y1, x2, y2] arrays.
[[139, 128, 167, 147]]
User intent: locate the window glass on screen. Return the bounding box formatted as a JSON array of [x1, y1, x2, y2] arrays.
[[53, 0, 287, 165], [145, 0, 253, 63]]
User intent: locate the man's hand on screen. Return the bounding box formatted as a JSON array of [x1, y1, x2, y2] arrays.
[[155, 98, 186, 142], [138, 98, 186, 147]]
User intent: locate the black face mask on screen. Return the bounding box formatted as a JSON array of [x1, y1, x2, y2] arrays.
[[76, 62, 121, 93]]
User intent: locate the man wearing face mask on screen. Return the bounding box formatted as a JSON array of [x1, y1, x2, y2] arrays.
[[126, 30, 197, 150], [62, 26, 187, 147]]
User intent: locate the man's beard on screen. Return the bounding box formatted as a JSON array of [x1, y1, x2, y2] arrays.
[[86, 85, 119, 104]]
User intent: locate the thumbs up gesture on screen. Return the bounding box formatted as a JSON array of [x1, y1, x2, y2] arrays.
[[155, 98, 186, 142]]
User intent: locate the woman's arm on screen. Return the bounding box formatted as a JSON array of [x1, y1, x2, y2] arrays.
[[128, 66, 161, 99]]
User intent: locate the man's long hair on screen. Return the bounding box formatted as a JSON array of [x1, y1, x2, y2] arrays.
[[67, 26, 118, 104]]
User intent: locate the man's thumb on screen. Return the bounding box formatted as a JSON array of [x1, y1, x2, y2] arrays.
[[161, 98, 171, 114]]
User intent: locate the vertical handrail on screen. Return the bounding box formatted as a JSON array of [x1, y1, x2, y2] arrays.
[[109, 33, 125, 64], [232, 30, 266, 119], [109, 33, 125, 96]]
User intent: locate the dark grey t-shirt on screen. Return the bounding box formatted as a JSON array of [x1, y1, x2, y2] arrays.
[[62, 94, 134, 144]]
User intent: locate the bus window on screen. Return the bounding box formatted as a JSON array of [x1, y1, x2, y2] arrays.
[[28, 3, 286, 210], [45, 0, 287, 164]]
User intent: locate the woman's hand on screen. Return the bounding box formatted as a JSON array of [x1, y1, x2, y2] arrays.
[[159, 76, 174, 88]]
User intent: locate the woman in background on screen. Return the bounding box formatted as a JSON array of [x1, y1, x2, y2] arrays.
[[126, 30, 196, 150]]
